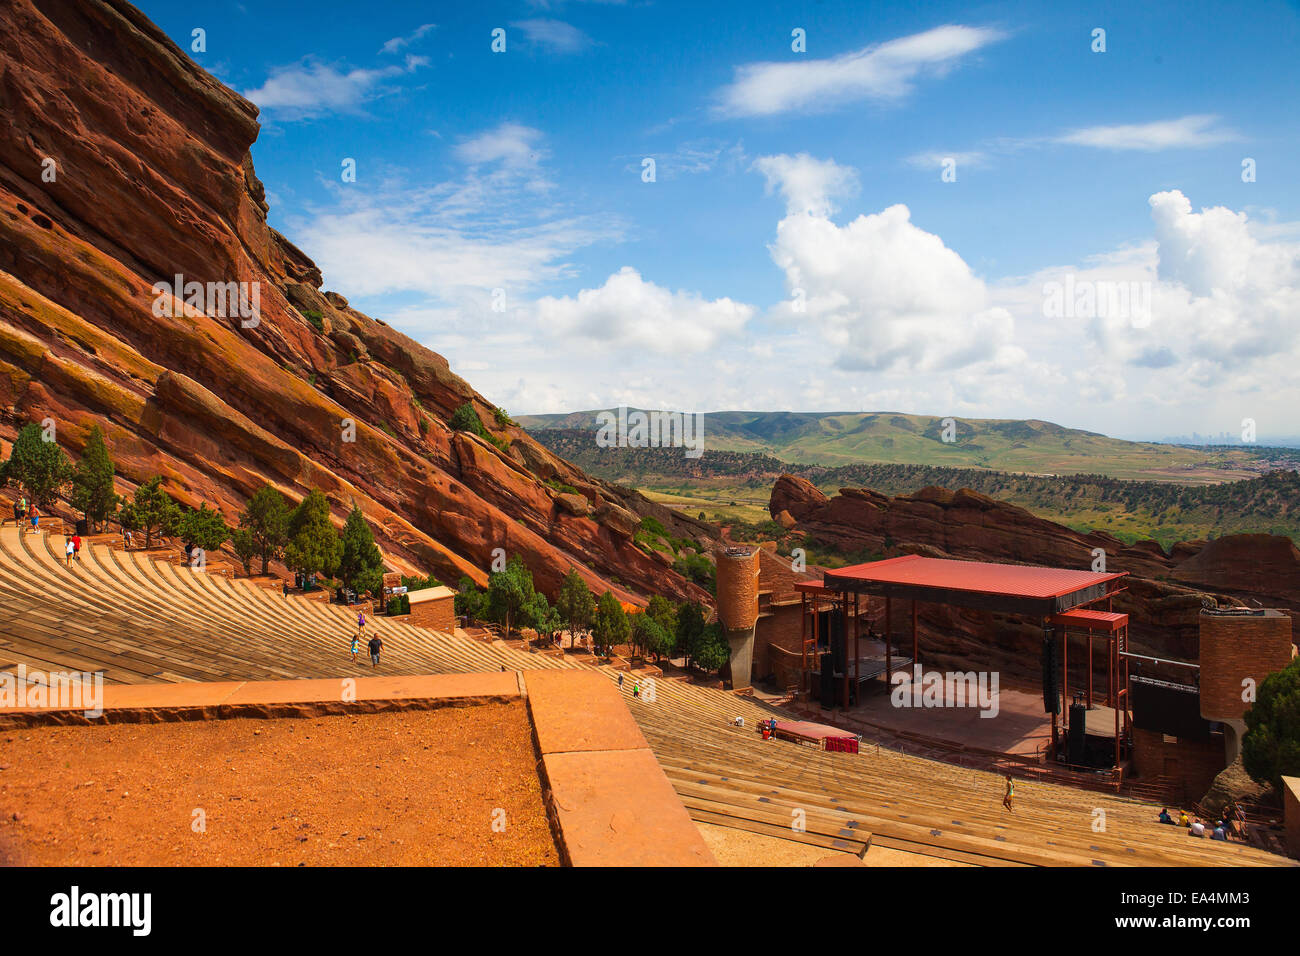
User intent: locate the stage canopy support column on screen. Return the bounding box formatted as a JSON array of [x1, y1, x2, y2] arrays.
[[854, 593, 861, 702], [800, 591, 808, 694], [911, 599, 918, 669], [1062, 624, 1069, 741], [1113, 628, 1121, 769], [1087, 633, 1093, 708], [885, 595, 893, 684], [841, 590, 850, 709], [1046, 621, 1059, 758]]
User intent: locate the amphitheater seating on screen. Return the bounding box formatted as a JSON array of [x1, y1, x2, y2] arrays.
[[0, 526, 1289, 867]]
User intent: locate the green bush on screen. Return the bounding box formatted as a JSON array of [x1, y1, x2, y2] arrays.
[[1242, 657, 1300, 790], [673, 553, 716, 594], [450, 403, 486, 435]]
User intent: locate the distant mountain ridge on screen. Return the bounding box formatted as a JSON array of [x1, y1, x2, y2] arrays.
[[518, 409, 1275, 480]]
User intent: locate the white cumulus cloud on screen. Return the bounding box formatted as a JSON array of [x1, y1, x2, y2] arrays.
[[532, 267, 755, 355], [752, 153, 858, 217], [756, 153, 1014, 371]]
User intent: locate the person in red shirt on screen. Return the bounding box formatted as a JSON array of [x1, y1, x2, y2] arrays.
[[71, 534, 82, 562]]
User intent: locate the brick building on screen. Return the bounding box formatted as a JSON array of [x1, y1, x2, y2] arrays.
[[408, 585, 456, 633]]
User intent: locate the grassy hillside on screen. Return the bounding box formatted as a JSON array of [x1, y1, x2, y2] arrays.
[[527, 429, 1300, 550], [518, 409, 1284, 481]]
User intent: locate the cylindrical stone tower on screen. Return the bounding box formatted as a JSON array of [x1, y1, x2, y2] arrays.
[[715, 546, 759, 689]]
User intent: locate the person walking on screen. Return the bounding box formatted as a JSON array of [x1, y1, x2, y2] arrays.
[[357, 608, 367, 640], [368, 632, 383, 669], [65, 537, 75, 567], [71, 533, 82, 563], [1002, 774, 1015, 812], [350, 633, 361, 664], [10, 497, 20, 528], [28, 504, 39, 535]]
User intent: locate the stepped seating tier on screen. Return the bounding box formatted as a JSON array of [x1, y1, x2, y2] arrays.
[[0, 527, 1288, 868]]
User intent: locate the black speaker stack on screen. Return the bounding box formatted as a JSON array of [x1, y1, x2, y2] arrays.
[[1067, 701, 1087, 765], [1041, 634, 1060, 714], [819, 653, 835, 709]]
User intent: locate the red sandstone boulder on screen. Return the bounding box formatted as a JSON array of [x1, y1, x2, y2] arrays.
[[1173, 534, 1300, 608], [770, 474, 828, 521]]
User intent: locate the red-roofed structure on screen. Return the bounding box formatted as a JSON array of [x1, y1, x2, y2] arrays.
[[816, 554, 1127, 615], [795, 554, 1132, 767]]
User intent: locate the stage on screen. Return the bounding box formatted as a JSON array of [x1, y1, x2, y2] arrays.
[[844, 681, 1051, 756]]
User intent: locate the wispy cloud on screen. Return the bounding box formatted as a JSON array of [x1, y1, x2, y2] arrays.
[[455, 123, 549, 170], [715, 24, 1005, 118], [1056, 114, 1239, 151], [244, 56, 427, 117], [379, 23, 436, 55], [906, 115, 1240, 170], [904, 150, 990, 171], [511, 18, 591, 54], [623, 139, 748, 179], [291, 125, 621, 315]]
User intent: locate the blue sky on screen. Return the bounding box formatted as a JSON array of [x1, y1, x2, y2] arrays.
[[140, 0, 1300, 441]]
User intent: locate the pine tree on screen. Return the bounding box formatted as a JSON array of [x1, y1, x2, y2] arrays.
[[556, 569, 595, 644], [592, 591, 629, 658], [2, 423, 72, 509], [231, 527, 259, 576], [178, 502, 230, 554], [119, 477, 181, 549], [240, 485, 290, 575], [486, 555, 535, 639], [692, 624, 731, 674], [338, 504, 385, 597], [1242, 657, 1300, 790], [70, 425, 118, 531], [675, 601, 707, 670], [455, 575, 487, 622], [524, 591, 562, 644], [283, 489, 341, 581]]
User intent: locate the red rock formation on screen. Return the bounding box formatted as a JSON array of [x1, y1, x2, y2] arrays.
[[770, 476, 1298, 680], [0, 0, 716, 603]]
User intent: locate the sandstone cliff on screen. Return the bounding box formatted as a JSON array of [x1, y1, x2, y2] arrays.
[[0, 0, 715, 602]]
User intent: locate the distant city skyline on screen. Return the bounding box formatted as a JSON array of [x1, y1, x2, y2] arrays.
[[139, 0, 1300, 443]]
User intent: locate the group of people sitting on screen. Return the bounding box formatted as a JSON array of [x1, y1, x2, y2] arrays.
[[1158, 803, 1243, 843]]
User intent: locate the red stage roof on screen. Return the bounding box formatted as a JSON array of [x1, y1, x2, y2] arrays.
[[802, 554, 1127, 615], [1049, 608, 1129, 632]]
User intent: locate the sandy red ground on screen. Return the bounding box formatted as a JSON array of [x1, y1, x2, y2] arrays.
[[0, 703, 558, 866]]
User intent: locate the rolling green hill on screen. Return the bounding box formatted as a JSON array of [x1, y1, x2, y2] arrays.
[[517, 409, 1286, 482], [526, 430, 1300, 549]]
